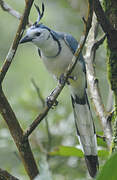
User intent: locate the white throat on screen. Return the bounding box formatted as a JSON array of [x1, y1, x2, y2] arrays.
[[34, 35, 59, 57]]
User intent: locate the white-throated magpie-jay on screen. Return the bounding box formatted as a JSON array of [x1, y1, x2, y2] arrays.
[[20, 3, 99, 177]]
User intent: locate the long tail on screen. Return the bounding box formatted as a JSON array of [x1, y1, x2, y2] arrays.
[[71, 91, 99, 177]]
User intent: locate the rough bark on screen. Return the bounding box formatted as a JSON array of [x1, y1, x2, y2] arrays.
[[85, 13, 112, 149], [0, 0, 39, 179], [102, 0, 117, 151], [0, 87, 39, 179]]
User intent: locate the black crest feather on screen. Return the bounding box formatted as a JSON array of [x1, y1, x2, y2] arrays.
[[34, 3, 45, 26]]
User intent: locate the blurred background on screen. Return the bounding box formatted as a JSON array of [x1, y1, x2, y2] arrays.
[[0, 0, 109, 179]]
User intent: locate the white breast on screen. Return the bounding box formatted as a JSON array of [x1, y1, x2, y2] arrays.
[[41, 39, 86, 95], [42, 40, 73, 78]]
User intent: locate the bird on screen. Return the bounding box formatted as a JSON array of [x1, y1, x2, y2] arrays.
[[20, 3, 99, 178]]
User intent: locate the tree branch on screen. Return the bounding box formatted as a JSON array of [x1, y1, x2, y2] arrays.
[[0, 0, 39, 179], [85, 13, 112, 149], [23, 0, 94, 140], [93, 0, 117, 151], [0, 0, 21, 20], [93, 0, 114, 35], [0, 87, 39, 179], [0, 168, 19, 180], [31, 78, 45, 107], [94, 0, 117, 50], [0, 0, 32, 26], [0, 0, 33, 84], [31, 78, 52, 152]]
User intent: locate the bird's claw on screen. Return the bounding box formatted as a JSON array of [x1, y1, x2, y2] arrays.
[[59, 73, 71, 85], [59, 73, 66, 85], [59, 74, 77, 85]]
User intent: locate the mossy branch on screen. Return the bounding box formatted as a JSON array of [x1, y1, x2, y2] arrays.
[[94, 0, 117, 152]]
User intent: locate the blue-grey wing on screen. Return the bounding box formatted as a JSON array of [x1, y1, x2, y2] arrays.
[[64, 34, 86, 74], [52, 30, 78, 54], [64, 34, 78, 54]]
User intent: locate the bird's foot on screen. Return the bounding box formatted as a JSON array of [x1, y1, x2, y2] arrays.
[[59, 74, 77, 85], [59, 73, 72, 85], [59, 73, 66, 85], [69, 76, 77, 81]]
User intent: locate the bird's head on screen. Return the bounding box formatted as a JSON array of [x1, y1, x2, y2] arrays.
[[20, 3, 51, 47]]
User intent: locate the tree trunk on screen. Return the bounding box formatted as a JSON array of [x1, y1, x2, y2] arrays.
[[103, 0, 117, 151]]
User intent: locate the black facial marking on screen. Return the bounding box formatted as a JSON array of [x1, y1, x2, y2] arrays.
[[35, 32, 41, 36]]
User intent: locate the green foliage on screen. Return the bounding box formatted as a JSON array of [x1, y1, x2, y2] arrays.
[[50, 145, 109, 158], [96, 152, 117, 180], [97, 133, 107, 148], [49, 145, 84, 157], [98, 149, 109, 159], [102, 0, 111, 12]]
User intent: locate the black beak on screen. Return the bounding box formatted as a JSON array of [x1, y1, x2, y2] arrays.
[[20, 35, 33, 44]]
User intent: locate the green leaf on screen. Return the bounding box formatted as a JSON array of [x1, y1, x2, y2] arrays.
[[96, 152, 117, 180], [49, 146, 84, 158], [98, 149, 109, 158], [50, 146, 109, 159]]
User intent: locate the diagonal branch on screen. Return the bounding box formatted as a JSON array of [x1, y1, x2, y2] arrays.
[[93, 0, 114, 35], [0, 0, 32, 26], [23, 0, 94, 140], [0, 87, 39, 179], [0, 0, 33, 84], [94, 0, 117, 49], [0, 0, 21, 20], [85, 13, 112, 149], [0, 168, 19, 180], [0, 0, 39, 179]]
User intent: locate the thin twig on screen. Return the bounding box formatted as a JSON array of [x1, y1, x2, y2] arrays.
[[90, 33, 107, 63], [96, 134, 106, 141], [92, 34, 107, 51], [0, 0, 21, 19], [85, 13, 112, 149], [23, 0, 94, 140], [0, 0, 32, 26], [31, 78, 52, 152], [92, 33, 107, 62], [31, 78, 45, 107]]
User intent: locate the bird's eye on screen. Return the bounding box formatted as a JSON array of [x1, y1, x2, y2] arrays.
[[35, 32, 41, 36]]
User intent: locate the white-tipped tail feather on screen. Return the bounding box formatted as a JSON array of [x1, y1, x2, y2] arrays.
[[71, 92, 99, 177]]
